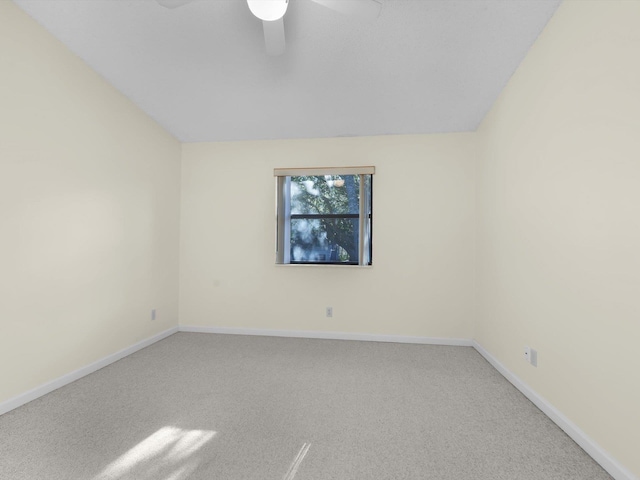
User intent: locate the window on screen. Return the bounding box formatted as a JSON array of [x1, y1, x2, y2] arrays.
[[275, 166, 374, 265]]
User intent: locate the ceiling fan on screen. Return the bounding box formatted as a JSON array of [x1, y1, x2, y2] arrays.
[[156, 0, 382, 56]]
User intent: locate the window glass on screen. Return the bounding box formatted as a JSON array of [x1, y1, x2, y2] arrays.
[[276, 172, 373, 266]]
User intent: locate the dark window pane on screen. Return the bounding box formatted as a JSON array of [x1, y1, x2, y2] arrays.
[[290, 217, 359, 263]]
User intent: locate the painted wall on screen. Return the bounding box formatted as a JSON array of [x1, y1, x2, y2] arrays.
[[0, 2, 181, 405], [180, 134, 476, 339], [476, 1, 640, 477]]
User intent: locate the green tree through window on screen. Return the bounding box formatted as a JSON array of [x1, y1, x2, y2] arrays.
[[275, 167, 373, 265]]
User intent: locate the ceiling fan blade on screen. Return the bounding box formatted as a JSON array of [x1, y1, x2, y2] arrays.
[[309, 0, 382, 20], [263, 18, 286, 56], [156, 0, 195, 8]]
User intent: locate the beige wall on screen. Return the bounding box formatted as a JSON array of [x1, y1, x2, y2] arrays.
[[180, 134, 476, 338], [476, 1, 640, 477], [0, 2, 181, 404]]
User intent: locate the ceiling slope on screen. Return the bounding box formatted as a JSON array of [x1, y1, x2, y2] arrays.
[[13, 0, 561, 142]]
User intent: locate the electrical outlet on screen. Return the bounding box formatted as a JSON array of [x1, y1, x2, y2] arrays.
[[151, 309, 156, 321], [524, 346, 538, 367], [326, 307, 333, 318]]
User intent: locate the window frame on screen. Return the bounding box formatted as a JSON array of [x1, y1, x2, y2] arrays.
[[274, 166, 374, 266]]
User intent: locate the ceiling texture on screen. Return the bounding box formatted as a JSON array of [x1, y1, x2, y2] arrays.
[[13, 0, 562, 143]]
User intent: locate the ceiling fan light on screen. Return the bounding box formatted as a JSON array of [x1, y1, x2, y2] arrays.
[[247, 0, 289, 22]]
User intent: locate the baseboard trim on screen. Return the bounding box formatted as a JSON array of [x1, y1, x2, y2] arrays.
[[179, 325, 473, 346], [473, 340, 637, 480], [0, 327, 179, 417]]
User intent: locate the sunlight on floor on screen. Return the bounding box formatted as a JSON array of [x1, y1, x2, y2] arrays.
[[282, 443, 311, 480], [94, 427, 216, 480]]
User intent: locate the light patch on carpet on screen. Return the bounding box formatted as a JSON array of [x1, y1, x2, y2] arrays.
[[94, 427, 216, 480], [282, 443, 311, 480]]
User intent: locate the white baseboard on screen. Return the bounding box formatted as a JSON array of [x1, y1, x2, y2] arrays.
[[0, 327, 179, 417], [179, 325, 473, 346], [473, 340, 638, 480]]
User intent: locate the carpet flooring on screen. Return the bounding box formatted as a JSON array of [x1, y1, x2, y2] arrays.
[[0, 333, 612, 480]]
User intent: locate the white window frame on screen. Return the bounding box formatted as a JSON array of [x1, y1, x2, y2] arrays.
[[274, 166, 374, 266]]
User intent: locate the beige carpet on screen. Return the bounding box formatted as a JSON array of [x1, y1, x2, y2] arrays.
[[0, 332, 612, 480]]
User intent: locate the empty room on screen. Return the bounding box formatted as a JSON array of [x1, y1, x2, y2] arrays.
[[1, 0, 638, 479]]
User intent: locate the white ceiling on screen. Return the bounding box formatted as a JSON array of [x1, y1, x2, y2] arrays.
[[13, 0, 562, 143]]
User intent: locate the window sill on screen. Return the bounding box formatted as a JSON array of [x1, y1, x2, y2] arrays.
[[275, 263, 373, 269]]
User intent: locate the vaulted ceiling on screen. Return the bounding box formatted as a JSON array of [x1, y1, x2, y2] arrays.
[[13, 0, 562, 142]]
